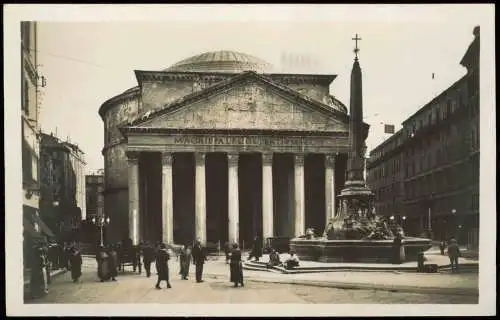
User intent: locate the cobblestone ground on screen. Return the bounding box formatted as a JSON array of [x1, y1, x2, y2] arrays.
[[27, 258, 477, 304]]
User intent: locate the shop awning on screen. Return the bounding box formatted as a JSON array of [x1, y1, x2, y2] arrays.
[[32, 214, 55, 238]]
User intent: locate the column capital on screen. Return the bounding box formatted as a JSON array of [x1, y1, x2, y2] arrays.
[[161, 152, 173, 166], [194, 152, 206, 165], [126, 151, 140, 164], [294, 153, 305, 166], [227, 153, 239, 166], [262, 153, 273, 165], [325, 154, 337, 167]]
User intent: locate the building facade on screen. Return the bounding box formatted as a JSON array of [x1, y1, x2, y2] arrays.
[[39, 133, 87, 242], [100, 51, 360, 246], [22, 21, 56, 269], [367, 27, 479, 247]]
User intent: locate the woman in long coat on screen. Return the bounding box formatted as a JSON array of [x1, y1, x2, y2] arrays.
[[229, 243, 244, 287], [96, 245, 111, 282], [179, 245, 191, 280], [70, 246, 83, 282]]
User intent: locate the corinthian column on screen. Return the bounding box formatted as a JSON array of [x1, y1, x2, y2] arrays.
[[325, 154, 336, 225], [227, 153, 239, 245], [294, 154, 305, 237], [195, 153, 207, 245], [127, 151, 140, 245], [161, 152, 174, 245], [262, 153, 274, 242]]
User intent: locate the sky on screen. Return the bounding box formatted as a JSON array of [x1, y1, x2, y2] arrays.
[[33, 6, 487, 173]]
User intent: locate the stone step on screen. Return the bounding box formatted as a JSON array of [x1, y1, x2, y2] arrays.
[[243, 260, 478, 274]]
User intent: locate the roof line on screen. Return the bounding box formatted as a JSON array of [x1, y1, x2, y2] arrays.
[[126, 71, 350, 127]]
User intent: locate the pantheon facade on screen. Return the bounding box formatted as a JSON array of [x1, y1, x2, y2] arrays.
[[99, 51, 353, 246]]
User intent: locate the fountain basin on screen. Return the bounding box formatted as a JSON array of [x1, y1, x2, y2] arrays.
[[290, 237, 432, 263]]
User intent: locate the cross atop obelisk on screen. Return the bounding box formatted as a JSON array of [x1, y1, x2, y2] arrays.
[[352, 33, 362, 59]]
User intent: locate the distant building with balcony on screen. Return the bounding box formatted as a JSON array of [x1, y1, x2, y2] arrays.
[[39, 132, 87, 242], [367, 26, 479, 248], [85, 173, 104, 221]]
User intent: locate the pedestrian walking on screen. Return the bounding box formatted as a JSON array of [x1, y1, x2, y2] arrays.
[[248, 235, 262, 262], [447, 238, 461, 272], [229, 243, 244, 287], [179, 244, 192, 280], [96, 245, 111, 282], [439, 240, 446, 255], [192, 239, 207, 283], [108, 245, 118, 281], [155, 243, 172, 289], [69, 244, 83, 282], [142, 241, 155, 278]]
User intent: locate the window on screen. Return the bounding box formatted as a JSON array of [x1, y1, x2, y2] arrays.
[[22, 77, 29, 114], [31, 154, 38, 181]]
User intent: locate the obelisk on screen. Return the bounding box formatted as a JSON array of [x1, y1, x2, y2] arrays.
[[338, 33, 374, 218]]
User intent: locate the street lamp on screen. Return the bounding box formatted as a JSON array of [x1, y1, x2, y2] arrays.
[[390, 215, 395, 221], [91, 216, 110, 246]]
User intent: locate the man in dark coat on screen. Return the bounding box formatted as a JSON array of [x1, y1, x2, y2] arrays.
[[229, 243, 244, 287], [248, 235, 262, 262], [447, 238, 461, 272], [179, 244, 191, 280], [155, 243, 172, 289], [69, 245, 83, 282], [191, 239, 207, 283], [142, 242, 155, 278], [108, 245, 118, 281]]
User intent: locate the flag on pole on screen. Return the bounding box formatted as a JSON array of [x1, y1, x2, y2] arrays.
[[384, 124, 395, 134]]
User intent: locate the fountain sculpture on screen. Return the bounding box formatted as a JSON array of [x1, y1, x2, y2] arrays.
[[289, 35, 432, 263]]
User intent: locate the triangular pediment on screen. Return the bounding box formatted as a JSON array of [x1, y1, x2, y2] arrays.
[[128, 72, 349, 133]]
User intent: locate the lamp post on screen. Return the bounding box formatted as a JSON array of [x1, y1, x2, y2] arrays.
[[91, 216, 110, 246], [451, 208, 457, 243]]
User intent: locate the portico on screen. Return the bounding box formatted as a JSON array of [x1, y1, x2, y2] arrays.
[[123, 128, 348, 247]]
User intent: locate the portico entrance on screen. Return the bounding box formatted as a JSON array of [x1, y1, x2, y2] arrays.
[[129, 142, 348, 247]]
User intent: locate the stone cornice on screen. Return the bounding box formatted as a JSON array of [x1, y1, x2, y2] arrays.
[[268, 73, 337, 85], [135, 70, 232, 84], [126, 71, 351, 128], [98, 86, 140, 119], [134, 70, 337, 86], [120, 127, 349, 137]]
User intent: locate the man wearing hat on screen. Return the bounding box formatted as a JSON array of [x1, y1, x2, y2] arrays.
[[155, 243, 172, 289]]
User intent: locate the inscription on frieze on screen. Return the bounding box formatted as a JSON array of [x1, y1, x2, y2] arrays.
[[172, 135, 311, 147]]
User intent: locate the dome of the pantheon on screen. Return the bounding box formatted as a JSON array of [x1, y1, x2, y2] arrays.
[[164, 50, 273, 73]]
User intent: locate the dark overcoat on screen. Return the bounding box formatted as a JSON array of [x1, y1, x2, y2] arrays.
[[229, 249, 243, 284], [155, 249, 170, 281]]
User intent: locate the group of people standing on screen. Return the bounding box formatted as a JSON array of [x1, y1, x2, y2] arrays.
[[140, 239, 209, 289], [96, 244, 119, 282], [29, 241, 83, 299]]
